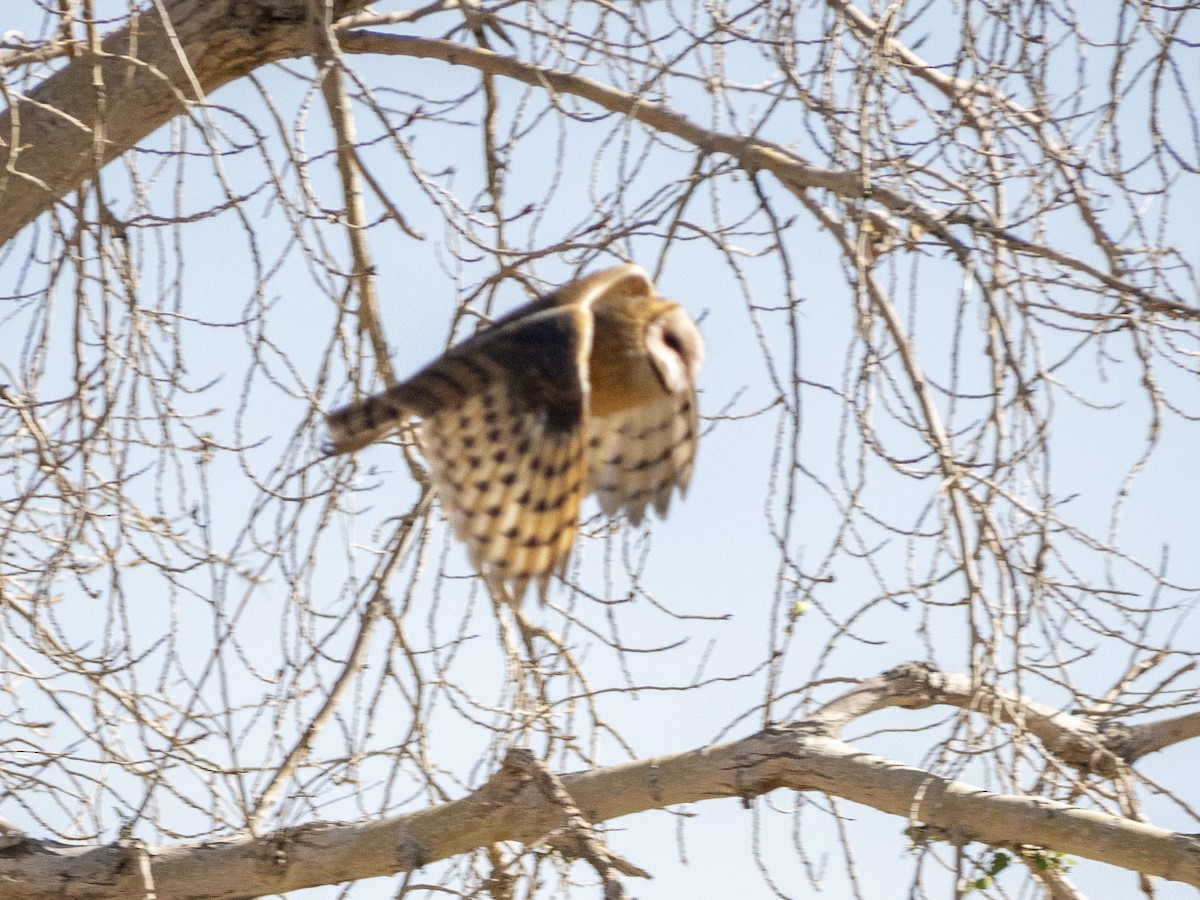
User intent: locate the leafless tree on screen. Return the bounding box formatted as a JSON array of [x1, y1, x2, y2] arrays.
[[2, 2, 1199, 898]]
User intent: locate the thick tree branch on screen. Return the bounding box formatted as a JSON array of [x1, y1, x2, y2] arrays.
[[3, 718, 1199, 898], [0, 0, 373, 246], [814, 662, 1200, 775], [1122, 711, 1200, 763], [6, 14, 1198, 324]]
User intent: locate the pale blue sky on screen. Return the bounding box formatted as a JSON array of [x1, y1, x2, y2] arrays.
[[2, 3, 1199, 898]]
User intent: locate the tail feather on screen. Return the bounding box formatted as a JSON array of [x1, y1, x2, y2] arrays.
[[325, 389, 411, 455], [325, 351, 493, 455]]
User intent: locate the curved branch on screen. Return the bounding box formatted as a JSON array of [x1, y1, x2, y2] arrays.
[[6, 13, 1198, 324], [0, 0, 373, 245], [339, 33, 1199, 321], [815, 663, 1200, 777], [1123, 711, 1200, 763], [3, 722, 1199, 898], [814, 662, 1131, 777]]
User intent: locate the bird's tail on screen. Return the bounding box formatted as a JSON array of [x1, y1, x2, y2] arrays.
[[325, 388, 413, 455]]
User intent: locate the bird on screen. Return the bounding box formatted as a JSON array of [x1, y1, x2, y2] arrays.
[[326, 264, 704, 602]]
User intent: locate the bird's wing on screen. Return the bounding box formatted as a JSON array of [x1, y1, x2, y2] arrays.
[[324, 297, 552, 455], [404, 305, 595, 602], [322, 266, 644, 456], [419, 305, 593, 601], [586, 388, 699, 526]]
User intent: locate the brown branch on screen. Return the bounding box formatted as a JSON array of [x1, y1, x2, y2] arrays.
[[825, 0, 1043, 130], [338, 32, 1200, 322], [793, 196, 988, 626], [827, 0, 1131, 288], [505, 748, 651, 898], [246, 495, 432, 832], [4, 721, 1200, 898], [812, 662, 1200, 779], [0, 0, 374, 246], [309, 0, 395, 389], [813, 662, 1127, 777], [6, 14, 1196, 324], [1122, 711, 1200, 764], [1027, 858, 1087, 900]]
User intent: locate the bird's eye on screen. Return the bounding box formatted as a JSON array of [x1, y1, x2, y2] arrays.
[[662, 330, 685, 357]]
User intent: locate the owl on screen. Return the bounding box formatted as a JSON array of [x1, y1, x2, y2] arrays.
[[326, 264, 704, 602]]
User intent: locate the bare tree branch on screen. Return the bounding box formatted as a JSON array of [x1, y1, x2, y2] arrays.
[[3, 716, 1199, 899], [340, 32, 1200, 322], [0, 0, 375, 245], [4, 4, 1199, 897], [814, 662, 1127, 777]]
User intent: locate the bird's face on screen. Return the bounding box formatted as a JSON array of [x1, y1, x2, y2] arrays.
[[644, 305, 704, 395], [587, 292, 704, 418]]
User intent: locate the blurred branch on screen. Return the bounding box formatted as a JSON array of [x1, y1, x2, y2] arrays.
[[1029, 863, 1087, 900], [309, 0, 395, 389], [1122, 711, 1200, 763]]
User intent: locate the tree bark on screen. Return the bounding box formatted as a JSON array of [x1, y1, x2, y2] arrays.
[[2, 724, 1197, 899], [0, 0, 371, 246]]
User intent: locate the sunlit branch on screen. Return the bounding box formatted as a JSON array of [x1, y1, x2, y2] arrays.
[[5, 723, 1198, 898]]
